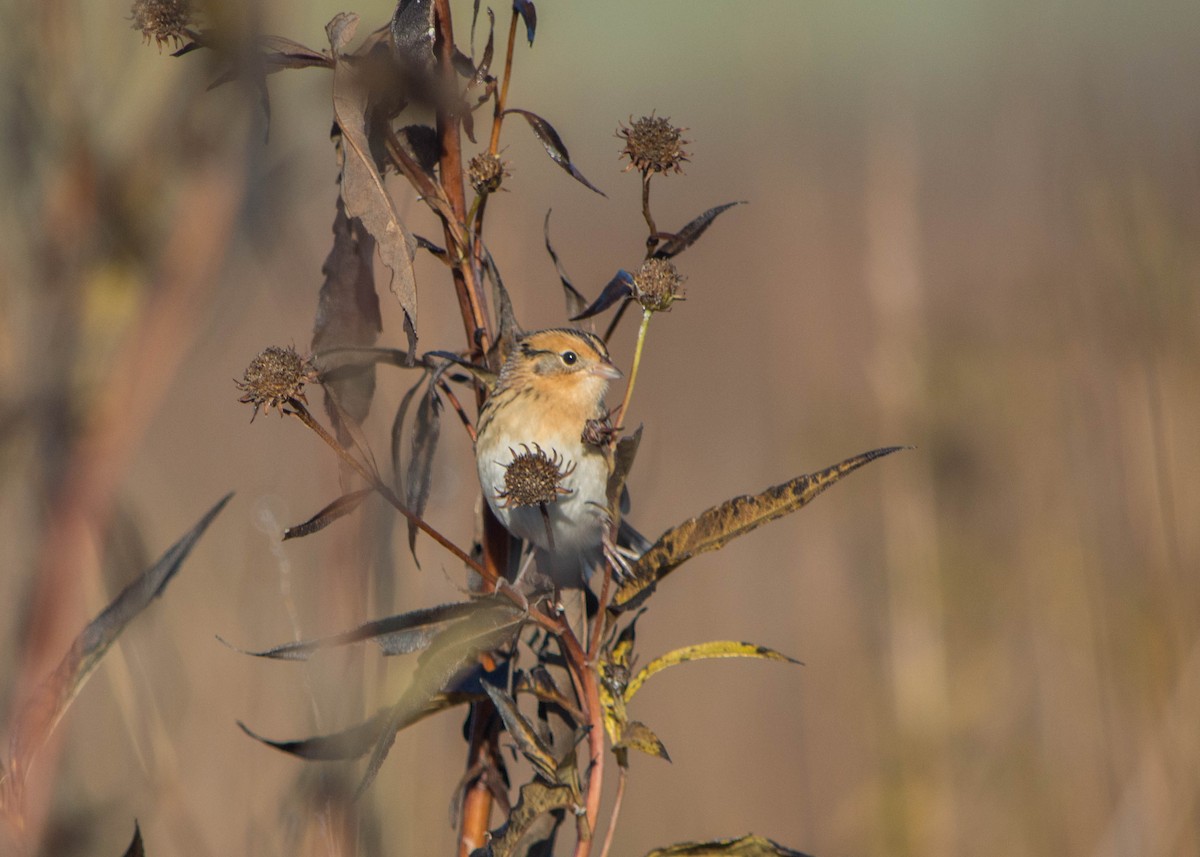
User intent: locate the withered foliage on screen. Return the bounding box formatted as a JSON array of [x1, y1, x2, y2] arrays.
[[105, 2, 908, 855]]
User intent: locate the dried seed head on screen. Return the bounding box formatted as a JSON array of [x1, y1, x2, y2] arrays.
[[632, 258, 686, 313], [236, 346, 318, 420], [618, 114, 689, 175], [130, 0, 194, 48], [468, 152, 509, 195], [497, 445, 575, 509]]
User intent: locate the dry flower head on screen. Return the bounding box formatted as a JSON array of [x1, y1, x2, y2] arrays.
[[497, 445, 576, 509], [632, 258, 686, 312], [236, 345, 319, 419], [130, 0, 194, 48], [468, 152, 509, 195], [618, 114, 689, 175]]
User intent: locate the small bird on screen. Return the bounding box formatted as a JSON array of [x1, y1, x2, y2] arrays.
[[475, 328, 622, 586]]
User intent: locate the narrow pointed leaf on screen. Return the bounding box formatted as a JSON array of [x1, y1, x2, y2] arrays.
[[470, 9, 496, 91], [484, 683, 560, 784], [357, 598, 525, 797], [391, 374, 425, 494], [223, 600, 488, 660], [625, 641, 801, 701], [543, 210, 587, 319], [481, 244, 522, 370], [570, 270, 633, 321], [513, 0, 537, 45], [504, 109, 605, 196], [613, 447, 909, 610], [330, 14, 419, 356], [406, 382, 442, 560], [652, 202, 746, 259], [607, 427, 642, 517], [283, 489, 372, 540], [617, 720, 670, 762], [1, 495, 231, 803], [121, 821, 145, 857], [644, 834, 814, 857]]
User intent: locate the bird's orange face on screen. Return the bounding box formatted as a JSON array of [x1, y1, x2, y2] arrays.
[[498, 329, 621, 419]]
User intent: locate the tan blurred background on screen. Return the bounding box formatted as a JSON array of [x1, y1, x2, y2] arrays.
[[2, 0, 1199, 855]]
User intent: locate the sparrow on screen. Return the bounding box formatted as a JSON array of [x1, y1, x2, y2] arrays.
[[475, 328, 622, 586]]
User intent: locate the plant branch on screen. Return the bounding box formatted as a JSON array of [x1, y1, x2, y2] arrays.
[[488, 10, 520, 155], [287, 400, 491, 582], [641, 171, 658, 255], [598, 766, 628, 857], [615, 309, 653, 426]]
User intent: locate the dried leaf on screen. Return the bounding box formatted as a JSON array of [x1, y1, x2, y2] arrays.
[[471, 780, 576, 857], [390, 0, 436, 71], [470, 9, 496, 93], [570, 270, 633, 321], [391, 374, 425, 494], [222, 600, 491, 660], [0, 495, 231, 805], [330, 14, 419, 357], [613, 447, 908, 610], [513, 0, 537, 45], [282, 489, 373, 540], [312, 197, 383, 443], [121, 821, 145, 857], [652, 202, 746, 259], [543, 210, 587, 319], [643, 834, 814, 857], [625, 641, 800, 701], [396, 124, 441, 175], [414, 234, 447, 259], [616, 720, 670, 762], [237, 690, 469, 761], [357, 598, 525, 796], [406, 382, 442, 560], [484, 683, 560, 784], [606, 427, 642, 517], [481, 244, 522, 371], [504, 109, 606, 196]]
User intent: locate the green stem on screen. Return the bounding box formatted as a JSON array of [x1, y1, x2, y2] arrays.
[[617, 309, 652, 425]]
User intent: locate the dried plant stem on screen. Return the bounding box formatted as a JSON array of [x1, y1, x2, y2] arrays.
[[589, 554, 613, 655], [616, 309, 653, 425], [287, 400, 491, 582], [641, 171, 658, 254], [488, 10, 521, 155], [598, 766, 628, 857]]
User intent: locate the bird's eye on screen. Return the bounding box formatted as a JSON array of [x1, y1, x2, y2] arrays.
[[561, 350, 578, 365]]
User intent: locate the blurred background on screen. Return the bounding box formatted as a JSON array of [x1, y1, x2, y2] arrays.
[[2, 0, 1199, 855]]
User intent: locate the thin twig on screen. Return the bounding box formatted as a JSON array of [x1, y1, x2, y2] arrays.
[[615, 309, 653, 426], [641, 171, 658, 255], [287, 400, 491, 582], [598, 766, 628, 857], [488, 10, 520, 155]]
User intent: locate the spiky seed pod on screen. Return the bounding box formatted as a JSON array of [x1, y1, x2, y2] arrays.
[[130, 0, 194, 48], [496, 444, 576, 509], [236, 346, 319, 420], [632, 258, 686, 313], [618, 114, 690, 175], [468, 152, 508, 195]]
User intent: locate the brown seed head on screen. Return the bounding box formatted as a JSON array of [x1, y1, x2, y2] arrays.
[[130, 0, 194, 48], [236, 346, 318, 420], [468, 152, 509, 195], [497, 445, 575, 509], [618, 114, 689, 175], [632, 258, 686, 313]]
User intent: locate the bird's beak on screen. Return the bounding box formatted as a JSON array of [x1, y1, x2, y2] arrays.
[[592, 360, 622, 381]]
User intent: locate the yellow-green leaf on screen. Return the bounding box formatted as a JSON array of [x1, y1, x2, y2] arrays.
[[644, 833, 813, 857], [617, 720, 671, 763], [613, 447, 907, 610], [483, 779, 577, 857], [625, 641, 801, 702], [485, 683, 560, 785]]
